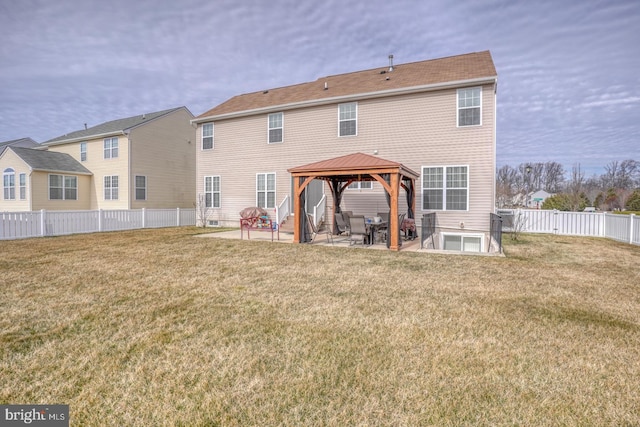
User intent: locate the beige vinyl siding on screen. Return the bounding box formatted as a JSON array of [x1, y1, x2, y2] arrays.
[[48, 136, 130, 209], [129, 108, 196, 209], [30, 172, 91, 211], [0, 150, 31, 211], [197, 83, 496, 233]]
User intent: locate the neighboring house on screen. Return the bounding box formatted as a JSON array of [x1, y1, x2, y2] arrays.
[[192, 51, 498, 252], [0, 137, 41, 155], [0, 147, 92, 211], [42, 107, 196, 210], [526, 190, 553, 209]]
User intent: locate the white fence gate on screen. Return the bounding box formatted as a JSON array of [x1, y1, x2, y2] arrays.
[[1, 208, 196, 240], [497, 209, 639, 246]]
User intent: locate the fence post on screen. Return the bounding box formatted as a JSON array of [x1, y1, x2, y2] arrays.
[[630, 214, 636, 244], [142, 208, 146, 229], [177, 207, 180, 226], [40, 209, 46, 236], [98, 209, 103, 232], [553, 209, 558, 234]]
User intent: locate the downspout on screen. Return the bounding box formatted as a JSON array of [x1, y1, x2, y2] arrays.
[[125, 129, 131, 209]]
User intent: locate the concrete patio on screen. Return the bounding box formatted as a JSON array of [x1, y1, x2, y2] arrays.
[[196, 229, 423, 251]]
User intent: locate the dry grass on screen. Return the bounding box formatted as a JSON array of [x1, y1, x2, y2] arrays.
[[1, 228, 639, 426]]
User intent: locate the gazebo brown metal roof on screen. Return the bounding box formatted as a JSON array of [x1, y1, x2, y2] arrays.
[[288, 152, 419, 251]]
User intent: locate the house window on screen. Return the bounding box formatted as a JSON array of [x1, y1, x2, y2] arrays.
[[256, 172, 276, 209], [204, 176, 221, 208], [347, 181, 372, 190], [457, 87, 481, 126], [135, 175, 146, 201], [80, 142, 87, 161], [19, 173, 26, 200], [202, 123, 213, 150], [3, 168, 15, 200], [104, 176, 119, 200], [443, 234, 482, 252], [422, 166, 468, 210], [104, 137, 118, 159], [49, 174, 77, 200], [268, 112, 283, 144], [339, 102, 357, 136], [65, 176, 77, 200]]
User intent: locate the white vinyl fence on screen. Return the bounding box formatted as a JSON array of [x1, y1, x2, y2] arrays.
[[1, 208, 196, 240], [497, 209, 639, 246]]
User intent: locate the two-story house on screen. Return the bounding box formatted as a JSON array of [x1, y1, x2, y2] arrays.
[[42, 107, 196, 210], [192, 51, 498, 252]]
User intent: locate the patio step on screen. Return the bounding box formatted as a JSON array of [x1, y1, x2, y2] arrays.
[[279, 215, 295, 233]]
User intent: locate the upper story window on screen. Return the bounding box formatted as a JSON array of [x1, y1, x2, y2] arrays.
[[135, 176, 146, 201], [422, 166, 468, 211], [80, 142, 87, 161], [256, 172, 276, 209], [104, 137, 118, 159], [457, 87, 482, 127], [3, 168, 15, 200], [339, 102, 357, 136], [347, 181, 372, 190], [49, 174, 77, 200], [268, 113, 283, 144], [204, 176, 221, 208], [202, 123, 213, 150]]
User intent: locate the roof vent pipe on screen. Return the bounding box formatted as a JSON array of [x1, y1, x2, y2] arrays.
[[388, 54, 394, 72], [324, 82, 328, 90], [84, 123, 87, 130]]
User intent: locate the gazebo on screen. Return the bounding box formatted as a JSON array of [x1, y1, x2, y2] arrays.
[[287, 152, 420, 251]]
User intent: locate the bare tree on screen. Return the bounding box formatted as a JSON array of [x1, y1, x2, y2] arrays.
[[195, 193, 211, 227], [542, 161, 565, 193], [496, 165, 519, 207], [567, 163, 586, 210]]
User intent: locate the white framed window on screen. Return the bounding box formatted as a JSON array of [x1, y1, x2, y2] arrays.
[[19, 173, 26, 200], [339, 102, 357, 136], [422, 166, 468, 211], [80, 142, 87, 162], [104, 137, 118, 159], [49, 174, 77, 200], [256, 172, 276, 209], [204, 176, 221, 208], [442, 233, 483, 252], [457, 87, 482, 127], [268, 112, 283, 144], [3, 168, 15, 200], [135, 175, 146, 201], [347, 181, 373, 190], [104, 175, 119, 200], [202, 123, 213, 150]]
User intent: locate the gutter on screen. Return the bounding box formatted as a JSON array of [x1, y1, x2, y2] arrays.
[[44, 130, 127, 146], [192, 76, 498, 124]]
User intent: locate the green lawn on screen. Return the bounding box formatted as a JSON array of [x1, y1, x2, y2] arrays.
[[1, 228, 639, 426]]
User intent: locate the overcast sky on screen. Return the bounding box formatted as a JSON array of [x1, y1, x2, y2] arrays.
[[1, 0, 638, 176]]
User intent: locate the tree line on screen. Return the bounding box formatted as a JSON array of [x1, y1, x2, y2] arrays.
[[496, 159, 640, 211]]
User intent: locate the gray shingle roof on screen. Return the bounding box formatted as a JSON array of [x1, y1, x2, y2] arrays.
[[0, 138, 40, 154], [10, 147, 92, 175], [44, 107, 186, 145]]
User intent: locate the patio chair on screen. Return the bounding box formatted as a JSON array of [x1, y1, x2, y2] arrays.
[[349, 215, 369, 246], [375, 212, 389, 243], [306, 213, 333, 244], [335, 212, 350, 235]]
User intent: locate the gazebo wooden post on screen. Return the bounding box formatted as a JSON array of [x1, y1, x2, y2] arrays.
[[389, 172, 400, 251], [292, 176, 301, 243]]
